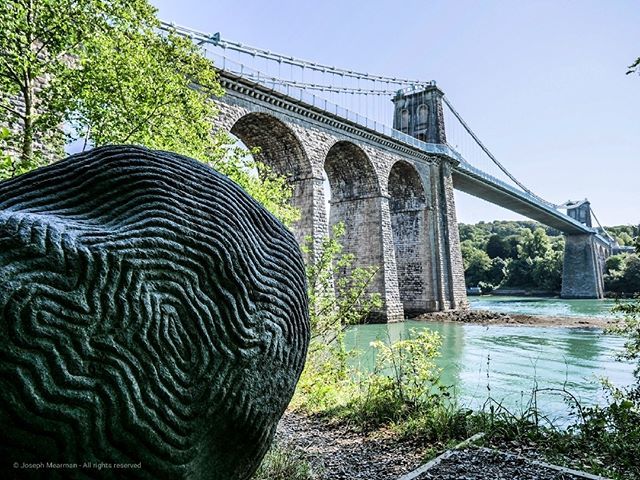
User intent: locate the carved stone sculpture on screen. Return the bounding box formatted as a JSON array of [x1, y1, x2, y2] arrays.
[[0, 146, 309, 479]]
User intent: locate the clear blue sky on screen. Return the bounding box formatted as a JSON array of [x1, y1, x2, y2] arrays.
[[152, 0, 639, 226]]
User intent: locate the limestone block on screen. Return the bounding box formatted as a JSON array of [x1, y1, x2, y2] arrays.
[[0, 146, 309, 479]]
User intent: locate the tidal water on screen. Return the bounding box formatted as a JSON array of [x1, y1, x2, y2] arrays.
[[345, 298, 635, 423], [468, 295, 620, 319]]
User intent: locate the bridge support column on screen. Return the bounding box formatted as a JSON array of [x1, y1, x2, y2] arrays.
[[561, 233, 604, 298], [330, 195, 404, 323], [290, 176, 328, 259], [429, 162, 468, 310]]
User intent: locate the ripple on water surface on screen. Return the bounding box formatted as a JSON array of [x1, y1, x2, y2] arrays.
[[468, 295, 620, 318], [345, 320, 634, 423]]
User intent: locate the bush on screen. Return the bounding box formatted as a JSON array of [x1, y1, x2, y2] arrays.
[[342, 328, 462, 443], [354, 329, 443, 425], [292, 223, 381, 414]]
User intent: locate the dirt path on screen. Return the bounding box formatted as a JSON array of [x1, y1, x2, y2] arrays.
[[275, 411, 429, 479]]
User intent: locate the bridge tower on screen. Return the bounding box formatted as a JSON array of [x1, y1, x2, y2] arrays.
[[392, 84, 447, 144], [560, 199, 607, 298], [565, 199, 592, 227], [390, 85, 468, 312]]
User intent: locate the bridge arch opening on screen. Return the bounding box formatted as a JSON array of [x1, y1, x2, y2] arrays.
[[230, 112, 311, 179], [324, 141, 378, 202], [230, 112, 316, 245], [388, 161, 431, 315], [324, 141, 385, 314]]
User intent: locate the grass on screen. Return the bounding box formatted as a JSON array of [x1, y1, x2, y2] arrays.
[[252, 442, 321, 480]]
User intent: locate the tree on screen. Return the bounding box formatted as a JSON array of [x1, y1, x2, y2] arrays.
[[63, 25, 222, 159], [531, 250, 563, 291], [606, 254, 628, 275], [486, 234, 507, 259], [622, 256, 640, 293], [461, 242, 492, 286], [0, 0, 155, 174], [487, 257, 507, 286], [519, 228, 552, 259], [0, 0, 298, 226], [605, 254, 640, 294]]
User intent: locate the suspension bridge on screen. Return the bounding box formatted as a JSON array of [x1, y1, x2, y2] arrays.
[[161, 22, 617, 321]]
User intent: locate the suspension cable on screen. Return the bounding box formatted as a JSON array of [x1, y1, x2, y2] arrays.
[[237, 72, 399, 95], [590, 207, 616, 242], [442, 96, 556, 207], [162, 20, 561, 211], [160, 21, 429, 87]]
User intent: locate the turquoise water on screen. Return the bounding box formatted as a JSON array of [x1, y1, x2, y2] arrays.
[[468, 295, 620, 318], [345, 320, 635, 423]]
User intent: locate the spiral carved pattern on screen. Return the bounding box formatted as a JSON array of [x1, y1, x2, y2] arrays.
[[0, 146, 309, 479]]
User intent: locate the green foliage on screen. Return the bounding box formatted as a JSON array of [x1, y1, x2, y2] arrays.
[[340, 328, 464, 440], [463, 381, 640, 480], [0, 127, 12, 175], [460, 222, 564, 291], [605, 254, 640, 294], [205, 134, 299, 227], [570, 388, 640, 479], [606, 254, 627, 273], [367, 329, 443, 413], [530, 249, 563, 291], [461, 241, 492, 286], [606, 225, 639, 246], [0, 1, 297, 226], [0, 0, 215, 164], [253, 443, 320, 480], [486, 234, 507, 259], [487, 257, 507, 286], [610, 300, 640, 377], [293, 224, 382, 412], [63, 24, 222, 158], [292, 231, 469, 446], [0, 0, 157, 175]]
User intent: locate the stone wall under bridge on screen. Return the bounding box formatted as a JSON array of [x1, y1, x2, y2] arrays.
[[211, 76, 468, 322]]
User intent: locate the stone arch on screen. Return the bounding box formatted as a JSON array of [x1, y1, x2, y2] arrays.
[[388, 160, 431, 315], [324, 141, 389, 320], [230, 112, 319, 246], [324, 141, 379, 202], [231, 112, 312, 180]]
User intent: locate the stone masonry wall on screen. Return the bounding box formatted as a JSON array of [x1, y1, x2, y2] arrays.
[[211, 79, 469, 321], [561, 233, 604, 298]]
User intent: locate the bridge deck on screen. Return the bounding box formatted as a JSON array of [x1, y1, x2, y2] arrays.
[[218, 70, 594, 236], [452, 168, 591, 234]]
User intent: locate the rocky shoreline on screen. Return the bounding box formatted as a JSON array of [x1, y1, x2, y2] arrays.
[[413, 309, 615, 329]]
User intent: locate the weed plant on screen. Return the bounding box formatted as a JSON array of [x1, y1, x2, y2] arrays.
[[258, 237, 640, 480]]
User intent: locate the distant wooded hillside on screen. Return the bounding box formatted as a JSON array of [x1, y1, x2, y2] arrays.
[[458, 221, 639, 294]]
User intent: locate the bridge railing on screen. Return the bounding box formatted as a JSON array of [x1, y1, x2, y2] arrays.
[[204, 50, 462, 156], [203, 50, 593, 232]]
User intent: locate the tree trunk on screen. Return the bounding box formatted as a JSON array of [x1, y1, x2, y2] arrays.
[[19, 0, 35, 175], [21, 80, 34, 172]]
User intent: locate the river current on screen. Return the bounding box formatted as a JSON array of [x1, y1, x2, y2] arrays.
[[344, 297, 635, 423]]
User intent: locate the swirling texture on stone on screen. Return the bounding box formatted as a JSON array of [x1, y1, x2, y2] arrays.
[[0, 145, 309, 479]]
